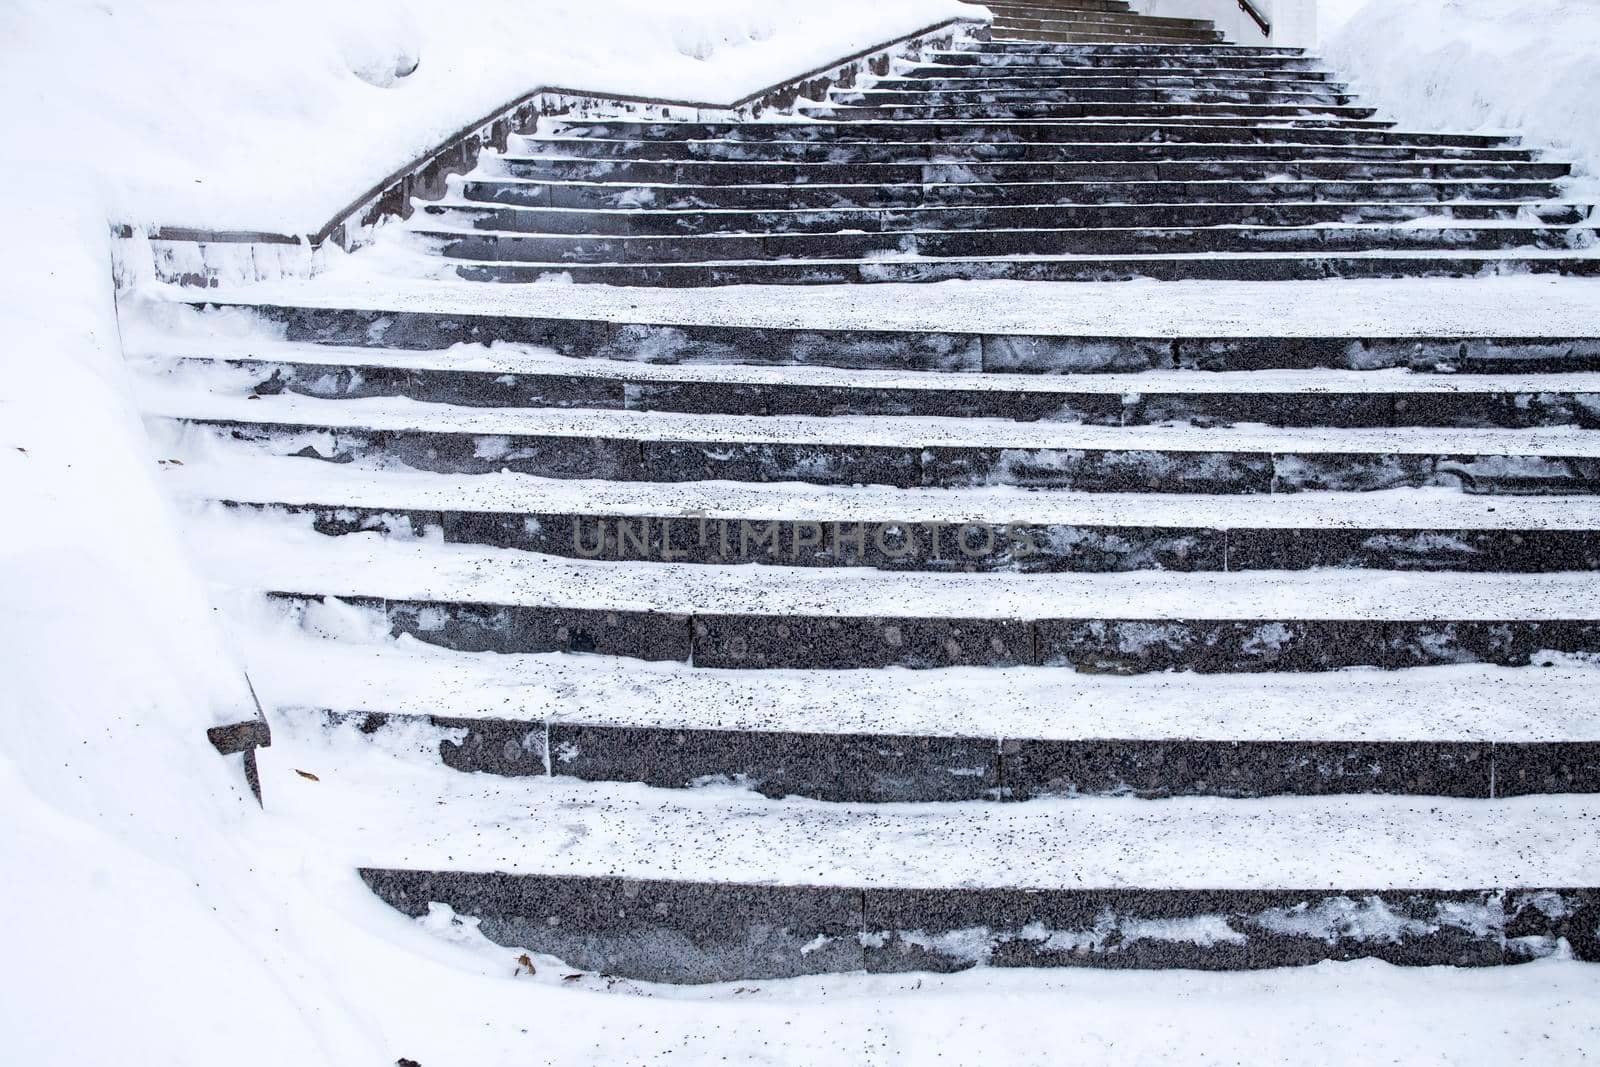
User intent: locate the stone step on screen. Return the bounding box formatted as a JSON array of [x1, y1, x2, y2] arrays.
[[496, 159, 1559, 185], [467, 178, 1566, 211], [445, 249, 1600, 285], [924, 51, 1322, 70], [982, 0, 1135, 11], [985, 0, 1136, 10], [826, 88, 1354, 106], [991, 29, 1227, 46], [799, 103, 1381, 121], [991, 20, 1223, 40], [160, 293, 1600, 376], [189, 512, 1600, 670], [139, 344, 1600, 428], [889, 67, 1341, 85], [296, 706, 1600, 800], [256, 730, 1600, 976], [159, 453, 1600, 573], [959, 43, 1308, 56], [988, 23, 1224, 42], [543, 120, 1512, 149], [362, 869, 1600, 978], [423, 224, 1597, 265], [986, 8, 1214, 31], [244, 621, 1600, 744], [144, 388, 1600, 494], [431, 199, 1586, 238], [988, 10, 1210, 32], [510, 137, 1535, 164]]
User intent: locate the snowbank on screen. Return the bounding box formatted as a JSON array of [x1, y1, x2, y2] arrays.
[[2, 0, 974, 235], [0, 3, 972, 1063], [1322, 0, 1600, 188]]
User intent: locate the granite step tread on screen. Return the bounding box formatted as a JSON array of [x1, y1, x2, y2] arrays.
[[142, 275, 1600, 340], [494, 157, 1562, 180], [256, 721, 1600, 890], [188, 509, 1600, 620], [155, 457, 1600, 533], [242, 624, 1600, 742], [800, 104, 1382, 121], [541, 121, 1511, 147], [468, 179, 1568, 214], [137, 385, 1600, 456], [132, 339, 1600, 392], [443, 250, 1600, 286], [427, 201, 1585, 238], [418, 224, 1596, 265]]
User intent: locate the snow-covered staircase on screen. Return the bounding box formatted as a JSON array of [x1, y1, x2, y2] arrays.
[[400, 36, 1600, 285], [124, 30, 1600, 982]]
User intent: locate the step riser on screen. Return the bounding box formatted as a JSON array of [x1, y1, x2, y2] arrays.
[[894, 67, 1336, 82], [431, 227, 1592, 264], [467, 180, 1565, 212], [231, 503, 1600, 574], [499, 159, 1559, 184], [454, 255, 1600, 285], [865, 75, 1344, 89], [319, 711, 1600, 799], [828, 90, 1350, 105], [932, 49, 1310, 61], [990, 17, 1217, 35], [519, 143, 1527, 164], [986, 0, 1136, 10], [986, 0, 1136, 11], [992, 32, 1227, 46], [187, 356, 1600, 430], [178, 420, 1600, 496], [986, 11, 1215, 30], [802, 104, 1379, 120], [961, 43, 1307, 55], [433, 202, 1574, 237], [546, 122, 1510, 149], [269, 592, 1600, 671], [198, 304, 1600, 375], [361, 870, 1600, 980]]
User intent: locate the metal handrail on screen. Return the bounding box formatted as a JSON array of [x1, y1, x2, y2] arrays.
[[1237, 0, 1272, 37]]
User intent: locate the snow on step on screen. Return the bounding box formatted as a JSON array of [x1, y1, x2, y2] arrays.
[[261, 717, 1600, 890], [141, 276, 1600, 338], [131, 339, 1600, 396], [137, 385, 1600, 456], [242, 621, 1600, 742], [156, 458, 1600, 531], [188, 507, 1600, 620]]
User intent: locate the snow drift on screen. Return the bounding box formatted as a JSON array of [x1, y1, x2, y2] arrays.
[[1322, 0, 1600, 188]]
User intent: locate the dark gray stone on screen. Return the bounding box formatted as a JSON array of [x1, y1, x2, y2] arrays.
[[1002, 740, 1493, 799], [549, 723, 999, 802], [1504, 889, 1600, 961], [861, 887, 1507, 972], [360, 870, 866, 983], [1494, 743, 1600, 797], [1037, 619, 1389, 673], [690, 615, 1034, 669]]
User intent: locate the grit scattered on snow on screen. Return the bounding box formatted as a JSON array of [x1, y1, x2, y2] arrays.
[[6, 2, 1600, 1064]]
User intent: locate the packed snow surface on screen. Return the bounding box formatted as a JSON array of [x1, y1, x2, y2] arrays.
[[1323, 0, 1600, 192], [8, 2, 1600, 1064]]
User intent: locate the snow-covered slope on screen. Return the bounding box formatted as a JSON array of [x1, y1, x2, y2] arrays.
[[1, 0, 974, 233], [1323, 0, 1600, 190], [0, 3, 972, 1064]]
